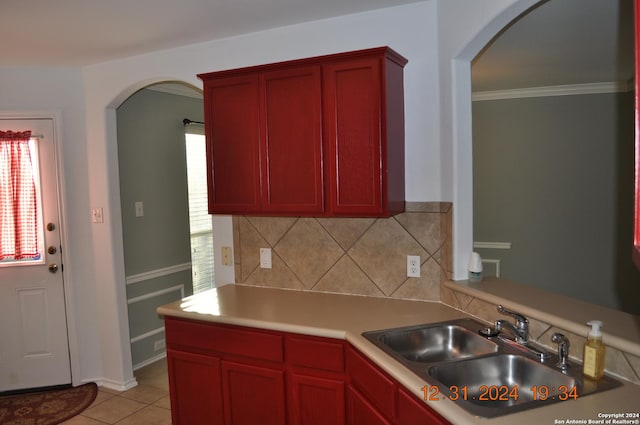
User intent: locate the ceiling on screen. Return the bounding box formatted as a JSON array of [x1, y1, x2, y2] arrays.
[[0, 0, 634, 91], [0, 0, 423, 66]]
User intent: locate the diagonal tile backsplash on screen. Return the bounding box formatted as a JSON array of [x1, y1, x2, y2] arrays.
[[441, 283, 640, 385], [233, 202, 452, 301], [232, 203, 640, 384], [275, 218, 344, 288]]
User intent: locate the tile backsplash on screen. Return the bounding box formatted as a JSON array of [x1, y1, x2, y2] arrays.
[[232, 202, 452, 301], [230, 202, 640, 385], [441, 284, 640, 385]]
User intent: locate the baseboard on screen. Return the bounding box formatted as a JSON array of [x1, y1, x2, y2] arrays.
[[94, 376, 139, 392]]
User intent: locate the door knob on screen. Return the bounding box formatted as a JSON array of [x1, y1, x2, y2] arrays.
[[48, 246, 57, 255], [47, 223, 56, 231], [48, 264, 59, 273]]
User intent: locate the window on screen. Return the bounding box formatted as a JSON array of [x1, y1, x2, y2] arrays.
[[0, 131, 44, 265], [185, 131, 214, 293]]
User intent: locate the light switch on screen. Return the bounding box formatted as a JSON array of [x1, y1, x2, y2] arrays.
[[91, 207, 104, 223], [260, 248, 272, 269], [135, 201, 144, 217]]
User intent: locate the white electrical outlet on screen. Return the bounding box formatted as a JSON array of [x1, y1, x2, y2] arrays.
[[154, 339, 166, 351], [260, 248, 272, 269], [407, 255, 420, 278], [221, 246, 233, 266]]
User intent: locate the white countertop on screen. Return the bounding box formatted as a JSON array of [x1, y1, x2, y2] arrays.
[[157, 284, 640, 425]]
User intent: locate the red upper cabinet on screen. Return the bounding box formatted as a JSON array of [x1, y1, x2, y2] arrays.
[[202, 67, 323, 214], [262, 66, 324, 214], [199, 47, 407, 217], [204, 74, 262, 213], [323, 50, 407, 216]]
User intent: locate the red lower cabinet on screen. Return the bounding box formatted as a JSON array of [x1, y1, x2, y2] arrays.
[[346, 345, 451, 425], [286, 334, 347, 425], [289, 373, 346, 425], [347, 386, 393, 425], [346, 346, 397, 421], [164, 318, 450, 425], [222, 360, 286, 425], [167, 349, 224, 425], [397, 388, 450, 425]]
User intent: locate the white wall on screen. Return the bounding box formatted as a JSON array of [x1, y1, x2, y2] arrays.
[[0, 67, 102, 385], [82, 2, 441, 387], [436, 0, 540, 278], [1, 0, 539, 388]]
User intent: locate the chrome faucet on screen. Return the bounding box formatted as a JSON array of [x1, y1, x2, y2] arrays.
[[495, 305, 529, 345], [551, 333, 570, 371], [485, 305, 550, 362]]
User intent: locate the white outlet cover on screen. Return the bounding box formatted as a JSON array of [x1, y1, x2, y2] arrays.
[[154, 339, 165, 351], [260, 248, 272, 269], [221, 246, 233, 266], [407, 255, 421, 278]]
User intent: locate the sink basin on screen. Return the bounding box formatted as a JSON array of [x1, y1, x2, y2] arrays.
[[363, 319, 498, 363], [429, 354, 577, 408], [363, 319, 622, 417]]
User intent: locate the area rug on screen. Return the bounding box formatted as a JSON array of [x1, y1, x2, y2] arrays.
[[0, 382, 97, 425]]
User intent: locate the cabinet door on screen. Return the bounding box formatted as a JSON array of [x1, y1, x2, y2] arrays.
[[167, 349, 224, 425], [204, 74, 262, 213], [397, 388, 450, 425], [346, 386, 392, 425], [323, 57, 383, 216], [289, 373, 345, 425], [262, 66, 323, 214], [222, 360, 286, 425], [346, 346, 396, 420]]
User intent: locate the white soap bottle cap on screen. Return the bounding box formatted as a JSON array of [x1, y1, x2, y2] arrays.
[[587, 320, 603, 338], [468, 252, 483, 273]]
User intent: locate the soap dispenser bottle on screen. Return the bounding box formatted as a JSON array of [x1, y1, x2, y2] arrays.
[[583, 320, 605, 380], [468, 252, 483, 282]]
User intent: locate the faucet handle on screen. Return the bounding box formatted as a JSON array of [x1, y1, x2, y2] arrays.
[[497, 305, 529, 326], [551, 333, 570, 370]]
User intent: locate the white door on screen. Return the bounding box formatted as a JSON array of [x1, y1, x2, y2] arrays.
[[0, 117, 71, 392]]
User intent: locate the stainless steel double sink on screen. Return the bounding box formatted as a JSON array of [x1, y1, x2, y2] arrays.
[[362, 318, 621, 417]]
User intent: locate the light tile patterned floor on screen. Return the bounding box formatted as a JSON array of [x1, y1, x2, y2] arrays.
[[62, 358, 171, 424]]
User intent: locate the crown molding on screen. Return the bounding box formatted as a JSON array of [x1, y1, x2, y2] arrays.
[[472, 80, 634, 102]]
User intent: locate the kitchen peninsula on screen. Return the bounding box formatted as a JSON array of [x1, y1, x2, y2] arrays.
[[158, 284, 640, 425]]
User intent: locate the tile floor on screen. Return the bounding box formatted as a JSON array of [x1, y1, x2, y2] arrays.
[[62, 358, 171, 424]]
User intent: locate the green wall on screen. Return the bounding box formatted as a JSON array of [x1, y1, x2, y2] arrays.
[[117, 86, 204, 367], [473, 91, 640, 314]]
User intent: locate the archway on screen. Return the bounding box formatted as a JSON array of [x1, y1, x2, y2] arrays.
[[115, 81, 205, 370], [449, 0, 542, 279]]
